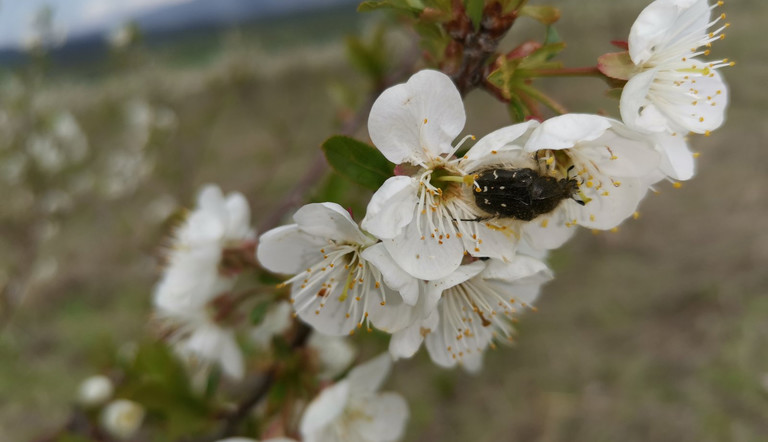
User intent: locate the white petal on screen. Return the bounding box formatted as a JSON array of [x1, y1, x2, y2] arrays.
[[461, 121, 538, 170], [224, 192, 253, 240], [525, 114, 612, 151], [628, 0, 710, 65], [427, 261, 485, 293], [351, 392, 409, 442], [197, 184, 226, 214], [621, 69, 670, 133], [665, 67, 728, 133], [294, 203, 372, 246], [655, 132, 695, 180], [360, 243, 420, 305], [347, 353, 392, 396], [459, 352, 484, 374], [300, 381, 350, 437], [256, 225, 325, 274], [462, 221, 518, 262], [481, 255, 553, 285], [579, 127, 661, 178], [521, 210, 576, 250], [362, 176, 418, 240], [388, 308, 438, 359], [368, 70, 466, 164], [382, 209, 464, 280], [308, 334, 357, 380], [572, 179, 645, 229]]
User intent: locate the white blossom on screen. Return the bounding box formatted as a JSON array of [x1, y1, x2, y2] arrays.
[[257, 203, 419, 336], [300, 354, 408, 442], [620, 0, 731, 179], [363, 70, 542, 280], [308, 333, 357, 380], [77, 375, 114, 407], [250, 300, 293, 349], [100, 399, 145, 440], [521, 114, 660, 247], [154, 184, 255, 380], [389, 255, 552, 372]]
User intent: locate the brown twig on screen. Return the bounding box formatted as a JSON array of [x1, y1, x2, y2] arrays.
[[444, 0, 518, 96], [213, 322, 312, 439]]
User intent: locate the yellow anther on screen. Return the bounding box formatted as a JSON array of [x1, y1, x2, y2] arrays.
[[705, 130, 711, 136], [610, 227, 619, 233], [673, 182, 682, 189]]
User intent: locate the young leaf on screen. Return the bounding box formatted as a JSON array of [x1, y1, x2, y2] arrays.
[[464, 0, 484, 30], [519, 5, 561, 24], [358, 0, 422, 17], [250, 301, 272, 325], [544, 25, 561, 46], [322, 135, 394, 191]]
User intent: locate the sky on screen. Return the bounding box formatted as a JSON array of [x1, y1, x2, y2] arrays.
[[0, 0, 192, 48]]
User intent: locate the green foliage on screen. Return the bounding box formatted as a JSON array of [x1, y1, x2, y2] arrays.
[[250, 301, 272, 325], [464, 0, 485, 30], [357, 0, 422, 17], [519, 5, 561, 24], [346, 25, 389, 82], [322, 135, 394, 191], [120, 341, 213, 438]]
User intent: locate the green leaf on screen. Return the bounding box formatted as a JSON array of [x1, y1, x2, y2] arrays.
[[358, 0, 422, 17], [517, 42, 565, 69], [250, 301, 271, 325], [322, 135, 394, 191], [544, 25, 561, 46], [519, 5, 561, 24], [507, 94, 530, 123], [464, 0, 484, 30]]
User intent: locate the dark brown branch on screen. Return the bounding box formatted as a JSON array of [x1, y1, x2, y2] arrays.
[[214, 322, 312, 439], [444, 0, 518, 96]]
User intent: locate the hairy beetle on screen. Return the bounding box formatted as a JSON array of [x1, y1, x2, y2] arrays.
[[472, 168, 584, 221]]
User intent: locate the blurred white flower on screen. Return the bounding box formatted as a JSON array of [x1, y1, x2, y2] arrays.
[[100, 399, 145, 440], [154, 184, 255, 380], [308, 333, 357, 380], [250, 300, 293, 349], [300, 354, 408, 442], [77, 375, 114, 407], [257, 202, 418, 336]]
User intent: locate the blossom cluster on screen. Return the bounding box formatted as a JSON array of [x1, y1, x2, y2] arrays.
[[144, 0, 730, 440]]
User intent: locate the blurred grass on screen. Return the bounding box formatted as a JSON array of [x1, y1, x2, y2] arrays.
[[2, 0, 767, 441]]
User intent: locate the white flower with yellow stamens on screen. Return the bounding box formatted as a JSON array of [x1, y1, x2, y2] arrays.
[[362, 70, 541, 280], [389, 255, 552, 372], [257, 203, 420, 336], [521, 114, 661, 247], [620, 0, 731, 180]]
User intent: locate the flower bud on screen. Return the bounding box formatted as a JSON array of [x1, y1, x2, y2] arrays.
[[100, 399, 145, 439], [76, 375, 113, 407]]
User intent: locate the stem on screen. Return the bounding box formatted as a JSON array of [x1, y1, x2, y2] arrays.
[[516, 83, 568, 115], [526, 66, 603, 78], [211, 322, 312, 440]]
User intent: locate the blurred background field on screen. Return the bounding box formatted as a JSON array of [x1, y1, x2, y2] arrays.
[[1, 0, 767, 440]]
